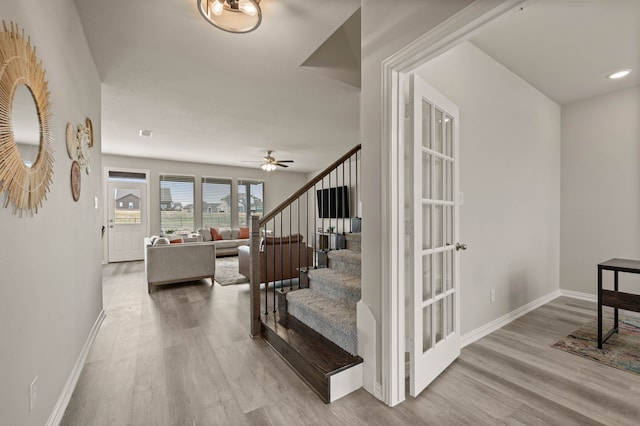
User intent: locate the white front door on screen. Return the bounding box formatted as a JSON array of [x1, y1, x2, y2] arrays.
[[108, 181, 147, 262], [408, 74, 462, 397]]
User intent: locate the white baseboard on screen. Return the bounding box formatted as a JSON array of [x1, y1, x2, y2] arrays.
[[373, 382, 383, 400], [559, 289, 596, 302], [357, 301, 377, 398], [47, 310, 106, 426], [460, 290, 561, 348]]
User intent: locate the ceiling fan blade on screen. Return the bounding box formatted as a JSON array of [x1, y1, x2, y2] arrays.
[[276, 163, 289, 168], [276, 160, 294, 163]]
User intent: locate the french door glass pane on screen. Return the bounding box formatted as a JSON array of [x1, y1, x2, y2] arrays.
[[446, 294, 454, 337], [422, 305, 432, 353], [422, 153, 431, 199], [434, 251, 443, 296], [422, 254, 432, 301], [445, 161, 453, 202], [434, 205, 443, 248], [434, 157, 443, 201], [422, 100, 432, 149], [445, 206, 453, 246], [434, 108, 443, 154], [445, 115, 453, 157], [422, 204, 432, 250], [435, 298, 444, 343], [445, 249, 453, 291], [114, 188, 141, 224]]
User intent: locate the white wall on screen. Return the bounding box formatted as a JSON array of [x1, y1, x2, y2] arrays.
[[561, 86, 640, 294], [415, 41, 561, 334], [0, 1, 102, 424], [102, 154, 309, 244]]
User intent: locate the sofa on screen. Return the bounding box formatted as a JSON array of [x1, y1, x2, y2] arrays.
[[197, 227, 250, 257], [144, 237, 216, 293], [238, 234, 314, 283]]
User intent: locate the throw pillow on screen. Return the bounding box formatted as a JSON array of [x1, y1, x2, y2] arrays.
[[197, 228, 212, 242], [219, 228, 233, 240], [239, 227, 249, 239], [169, 238, 183, 244], [210, 227, 223, 241]]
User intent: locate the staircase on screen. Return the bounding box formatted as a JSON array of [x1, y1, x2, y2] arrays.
[[287, 233, 361, 355], [248, 145, 363, 403]]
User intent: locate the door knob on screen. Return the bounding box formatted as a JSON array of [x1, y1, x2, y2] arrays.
[[456, 242, 467, 251]]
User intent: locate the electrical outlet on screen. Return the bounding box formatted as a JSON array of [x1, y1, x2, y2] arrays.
[[490, 289, 496, 303], [29, 376, 38, 412]]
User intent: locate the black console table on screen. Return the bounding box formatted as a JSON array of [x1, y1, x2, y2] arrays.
[[597, 258, 640, 348]]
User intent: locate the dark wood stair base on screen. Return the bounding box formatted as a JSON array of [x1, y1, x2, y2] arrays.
[[260, 312, 363, 403]]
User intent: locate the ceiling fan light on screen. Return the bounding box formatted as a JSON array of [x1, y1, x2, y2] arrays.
[[240, 2, 258, 16]]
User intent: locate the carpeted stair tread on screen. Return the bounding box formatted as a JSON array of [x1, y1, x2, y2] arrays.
[[327, 249, 361, 263], [307, 268, 360, 305], [287, 289, 357, 355]]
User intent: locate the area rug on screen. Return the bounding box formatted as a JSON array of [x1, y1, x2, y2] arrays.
[[214, 256, 249, 286], [552, 315, 640, 375]]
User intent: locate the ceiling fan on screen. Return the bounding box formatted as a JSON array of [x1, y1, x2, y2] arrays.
[[245, 151, 294, 171]]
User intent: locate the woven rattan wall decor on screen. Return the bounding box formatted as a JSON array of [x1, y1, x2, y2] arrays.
[[0, 21, 53, 216]]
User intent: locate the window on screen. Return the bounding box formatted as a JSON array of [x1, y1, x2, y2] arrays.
[[160, 175, 194, 234], [237, 180, 264, 226], [202, 177, 232, 228], [118, 201, 123, 208], [128, 202, 134, 209]]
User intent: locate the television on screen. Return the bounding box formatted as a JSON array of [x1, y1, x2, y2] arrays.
[[317, 186, 351, 219]]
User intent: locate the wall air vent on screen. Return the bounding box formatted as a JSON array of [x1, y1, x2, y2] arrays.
[[139, 129, 153, 138]]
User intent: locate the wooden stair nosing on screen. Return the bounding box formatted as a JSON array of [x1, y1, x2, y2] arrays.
[[260, 312, 363, 403]]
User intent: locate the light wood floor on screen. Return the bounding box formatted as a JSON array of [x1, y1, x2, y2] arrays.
[[61, 262, 640, 425]]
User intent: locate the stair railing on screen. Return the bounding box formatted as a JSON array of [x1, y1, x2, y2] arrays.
[[249, 144, 361, 337]]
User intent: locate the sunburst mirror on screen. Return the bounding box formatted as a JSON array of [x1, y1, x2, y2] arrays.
[[0, 21, 53, 216]]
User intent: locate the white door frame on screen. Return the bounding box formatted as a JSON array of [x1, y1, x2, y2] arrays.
[[103, 167, 151, 263], [379, 0, 530, 406]]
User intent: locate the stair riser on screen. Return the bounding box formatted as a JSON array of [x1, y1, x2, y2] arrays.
[[288, 301, 357, 355], [346, 240, 361, 253], [328, 259, 361, 276], [309, 279, 360, 305]]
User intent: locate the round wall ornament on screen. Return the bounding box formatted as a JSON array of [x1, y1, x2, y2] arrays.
[[70, 160, 81, 201], [0, 21, 54, 215]]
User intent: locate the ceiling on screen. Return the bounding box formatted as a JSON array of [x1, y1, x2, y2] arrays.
[[471, 0, 640, 105], [73, 0, 361, 173], [73, 0, 639, 173]]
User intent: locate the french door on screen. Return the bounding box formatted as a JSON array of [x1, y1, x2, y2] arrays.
[[408, 73, 462, 397], [108, 181, 147, 262]]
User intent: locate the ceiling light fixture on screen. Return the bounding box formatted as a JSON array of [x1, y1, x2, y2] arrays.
[[608, 69, 632, 80], [261, 163, 277, 171], [197, 0, 262, 34]]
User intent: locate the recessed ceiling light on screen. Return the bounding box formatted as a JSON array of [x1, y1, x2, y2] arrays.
[[139, 129, 153, 138], [608, 69, 632, 80]]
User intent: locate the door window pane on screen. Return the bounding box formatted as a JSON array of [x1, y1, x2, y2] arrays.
[[434, 108, 443, 154], [434, 157, 443, 201], [422, 153, 431, 199], [422, 100, 432, 149], [445, 115, 453, 157], [422, 305, 432, 353], [434, 205, 443, 248], [445, 161, 454, 202], [435, 298, 444, 344], [422, 204, 431, 250], [446, 294, 454, 337], [160, 175, 194, 234], [114, 188, 141, 224], [202, 178, 231, 229], [422, 254, 432, 301], [434, 251, 443, 296]]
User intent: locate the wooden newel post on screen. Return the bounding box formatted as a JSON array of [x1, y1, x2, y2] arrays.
[[249, 215, 261, 337]]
